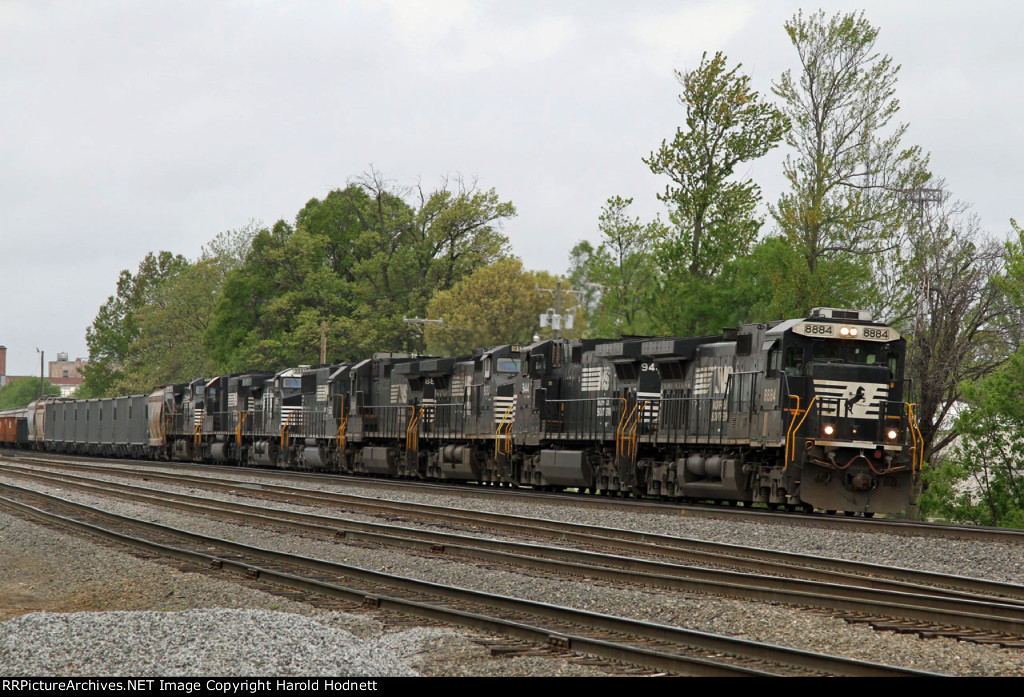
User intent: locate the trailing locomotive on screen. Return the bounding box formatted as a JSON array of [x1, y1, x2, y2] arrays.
[[0, 308, 921, 515]]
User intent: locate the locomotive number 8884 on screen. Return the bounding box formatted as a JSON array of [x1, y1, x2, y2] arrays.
[[2, 308, 921, 516]]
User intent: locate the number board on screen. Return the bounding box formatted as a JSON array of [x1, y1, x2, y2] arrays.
[[792, 322, 900, 342]]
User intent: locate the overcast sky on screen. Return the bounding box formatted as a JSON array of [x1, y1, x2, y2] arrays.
[[1, 0, 1020, 377]]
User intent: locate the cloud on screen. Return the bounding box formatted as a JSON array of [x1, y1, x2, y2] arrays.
[[381, 0, 576, 73], [630, 1, 756, 70]]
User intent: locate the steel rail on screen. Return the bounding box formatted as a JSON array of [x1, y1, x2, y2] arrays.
[[0, 483, 940, 677], [3, 458, 1023, 607], [5, 465, 1024, 645], [7, 449, 1024, 544]]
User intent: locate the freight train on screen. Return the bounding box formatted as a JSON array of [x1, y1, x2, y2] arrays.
[[0, 308, 922, 515]]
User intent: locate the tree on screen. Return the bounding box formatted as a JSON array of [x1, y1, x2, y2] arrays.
[[204, 171, 516, 371], [888, 214, 1024, 524], [919, 349, 1024, 527], [0, 377, 61, 409], [569, 196, 663, 337], [81, 251, 190, 396], [424, 258, 568, 355], [771, 10, 930, 313], [644, 51, 787, 334], [116, 258, 225, 392], [881, 189, 1009, 464]]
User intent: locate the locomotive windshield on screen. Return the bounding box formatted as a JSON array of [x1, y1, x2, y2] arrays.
[[804, 339, 900, 379], [810, 341, 886, 364], [496, 358, 521, 373]]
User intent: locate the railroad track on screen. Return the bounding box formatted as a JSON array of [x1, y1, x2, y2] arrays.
[[3, 461, 1024, 648], [0, 481, 938, 677], [6, 449, 1023, 544]]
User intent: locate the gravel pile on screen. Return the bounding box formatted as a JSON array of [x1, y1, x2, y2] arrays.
[[3, 463, 1024, 676], [0, 609, 421, 676]]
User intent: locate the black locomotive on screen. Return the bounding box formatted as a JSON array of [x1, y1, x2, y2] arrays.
[[1, 308, 920, 515]]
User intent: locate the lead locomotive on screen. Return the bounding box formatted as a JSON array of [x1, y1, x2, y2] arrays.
[[3, 308, 919, 515]]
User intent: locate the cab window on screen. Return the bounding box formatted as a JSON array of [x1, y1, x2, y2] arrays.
[[785, 347, 803, 376], [848, 345, 878, 364]]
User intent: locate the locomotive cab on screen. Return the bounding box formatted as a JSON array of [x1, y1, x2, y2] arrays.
[[777, 308, 918, 514]]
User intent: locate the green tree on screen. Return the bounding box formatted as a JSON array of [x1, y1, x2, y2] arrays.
[[81, 251, 190, 396], [771, 10, 930, 313], [0, 377, 61, 409], [644, 51, 787, 334], [206, 220, 356, 371], [424, 258, 565, 355], [205, 172, 516, 371], [116, 259, 225, 392], [919, 349, 1024, 527], [569, 196, 663, 337], [884, 190, 1008, 464]]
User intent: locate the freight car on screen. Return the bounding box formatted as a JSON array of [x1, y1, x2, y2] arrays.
[[0, 308, 922, 515]]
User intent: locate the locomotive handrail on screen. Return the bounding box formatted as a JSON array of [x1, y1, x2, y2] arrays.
[[626, 401, 647, 462], [614, 397, 630, 460], [619, 401, 638, 461], [784, 395, 801, 467], [494, 403, 515, 459], [337, 415, 348, 450], [786, 396, 818, 469], [405, 405, 419, 453], [235, 411, 249, 444], [414, 401, 465, 439], [536, 396, 621, 441], [905, 402, 924, 473], [358, 404, 411, 439], [280, 411, 300, 450], [503, 408, 515, 455]]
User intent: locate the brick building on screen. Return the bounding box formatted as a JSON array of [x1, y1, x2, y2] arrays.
[[0, 346, 87, 398]]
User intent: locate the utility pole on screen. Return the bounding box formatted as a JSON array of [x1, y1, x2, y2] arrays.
[[35, 347, 44, 400], [906, 186, 944, 337], [535, 278, 584, 339], [402, 317, 443, 355]]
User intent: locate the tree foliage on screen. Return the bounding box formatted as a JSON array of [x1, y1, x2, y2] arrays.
[[569, 196, 663, 337], [642, 51, 786, 335], [771, 10, 930, 314], [81, 251, 190, 396], [424, 258, 572, 355], [881, 189, 1009, 462], [919, 349, 1024, 527], [0, 377, 61, 409], [205, 172, 516, 371], [646, 52, 787, 280]]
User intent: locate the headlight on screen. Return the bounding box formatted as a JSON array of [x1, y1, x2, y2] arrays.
[[823, 424, 835, 436], [887, 429, 898, 440]]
